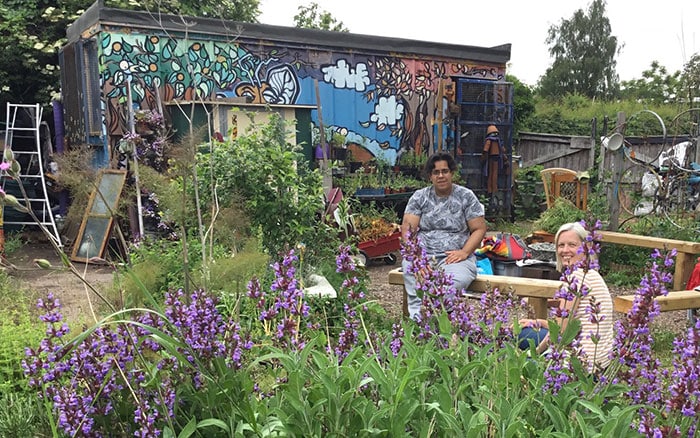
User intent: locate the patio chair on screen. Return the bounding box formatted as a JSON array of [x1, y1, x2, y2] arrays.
[[540, 167, 589, 210]]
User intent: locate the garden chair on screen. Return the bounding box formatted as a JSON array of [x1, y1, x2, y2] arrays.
[[540, 167, 589, 210]]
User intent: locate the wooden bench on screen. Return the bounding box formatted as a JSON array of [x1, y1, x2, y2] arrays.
[[388, 267, 563, 318], [613, 290, 700, 314], [598, 231, 700, 291], [387, 232, 700, 319]]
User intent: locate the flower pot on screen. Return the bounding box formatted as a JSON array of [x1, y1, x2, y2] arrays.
[[135, 121, 154, 136]]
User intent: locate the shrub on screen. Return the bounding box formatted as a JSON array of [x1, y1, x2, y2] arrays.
[[0, 393, 45, 438], [513, 164, 545, 220], [0, 274, 45, 396], [533, 197, 587, 233], [198, 113, 339, 267]]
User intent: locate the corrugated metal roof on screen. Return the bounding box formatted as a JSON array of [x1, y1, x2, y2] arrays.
[[67, 1, 511, 64]]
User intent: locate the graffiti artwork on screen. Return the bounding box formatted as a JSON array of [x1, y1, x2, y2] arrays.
[[98, 31, 505, 164]]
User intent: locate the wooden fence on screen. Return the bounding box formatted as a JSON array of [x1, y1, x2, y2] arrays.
[[515, 131, 698, 217], [517, 132, 595, 171], [517, 132, 674, 173], [516, 132, 684, 196]]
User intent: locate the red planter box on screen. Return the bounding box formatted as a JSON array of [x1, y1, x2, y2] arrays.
[[358, 231, 402, 259]]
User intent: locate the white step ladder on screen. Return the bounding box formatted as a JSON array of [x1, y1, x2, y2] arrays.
[[2, 103, 62, 248]]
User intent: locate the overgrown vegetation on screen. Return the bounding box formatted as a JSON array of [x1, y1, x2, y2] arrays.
[[512, 164, 545, 220], [533, 197, 587, 234]]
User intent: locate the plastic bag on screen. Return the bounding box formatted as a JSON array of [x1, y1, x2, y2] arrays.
[[640, 172, 658, 197], [476, 257, 493, 275]]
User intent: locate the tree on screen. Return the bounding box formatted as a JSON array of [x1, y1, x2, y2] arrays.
[[538, 0, 620, 100], [108, 0, 260, 22], [620, 61, 681, 104], [293, 2, 348, 32], [680, 53, 700, 105], [0, 0, 260, 117], [0, 0, 90, 107], [506, 74, 536, 139]]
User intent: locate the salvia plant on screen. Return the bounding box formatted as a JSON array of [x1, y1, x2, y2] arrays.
[[18, 219, 699, 437]]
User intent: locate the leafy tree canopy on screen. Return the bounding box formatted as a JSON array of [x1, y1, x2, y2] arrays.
[[506, 74, 536, 138], [538, 0, 620, 101], [620, 61, 681, 104], [107, 0, 260, 21], [681, 53, 700, 104], [294, 2, 348, 32]]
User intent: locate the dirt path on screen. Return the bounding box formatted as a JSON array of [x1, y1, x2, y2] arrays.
[[7, 242, 117, 321]]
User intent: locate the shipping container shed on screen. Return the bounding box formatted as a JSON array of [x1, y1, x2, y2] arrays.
[[60, 1, 513, 217]]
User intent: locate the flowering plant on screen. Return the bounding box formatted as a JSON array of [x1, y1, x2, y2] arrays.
[[18, 217, 700, 437]]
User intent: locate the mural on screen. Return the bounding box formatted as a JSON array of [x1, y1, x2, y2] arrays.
[[98, 32, 505, 164]]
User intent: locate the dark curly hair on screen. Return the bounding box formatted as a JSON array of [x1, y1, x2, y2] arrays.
[[423, 152, 456, 179]]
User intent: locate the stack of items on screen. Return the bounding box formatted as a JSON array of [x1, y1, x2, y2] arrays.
[[518, 242, 559, 280], [475, 233, 531, 276]]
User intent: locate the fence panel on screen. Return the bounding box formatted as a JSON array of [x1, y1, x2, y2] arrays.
[[518, 133, 594, 171]]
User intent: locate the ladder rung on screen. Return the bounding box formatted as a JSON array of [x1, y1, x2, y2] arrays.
[[5, 127, 40, 132], [4, 221, 56, 226], [6, 135, 39, 139]]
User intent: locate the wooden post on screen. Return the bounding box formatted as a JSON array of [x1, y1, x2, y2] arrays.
[[609, 112, 625, 231], [436, 80, 444, 152], [314, 79, 332, 197], [126, 75, 145, 239]]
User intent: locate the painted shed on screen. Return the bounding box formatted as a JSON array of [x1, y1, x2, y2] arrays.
[[60, 1, 514, 215]]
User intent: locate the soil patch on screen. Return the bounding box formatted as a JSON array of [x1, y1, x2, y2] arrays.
[[6, 241, 117, 322]]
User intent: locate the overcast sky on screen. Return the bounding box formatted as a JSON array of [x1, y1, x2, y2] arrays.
[[258, 0, 698, 86]]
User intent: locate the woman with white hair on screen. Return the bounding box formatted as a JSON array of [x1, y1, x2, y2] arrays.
[[518, 222, 614, 372]]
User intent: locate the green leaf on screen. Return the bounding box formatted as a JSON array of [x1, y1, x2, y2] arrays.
[[177, 418, 197, 438], [197, 418, 230, 432], [560, 318, 582, 346], [542, 400, 569, 432]]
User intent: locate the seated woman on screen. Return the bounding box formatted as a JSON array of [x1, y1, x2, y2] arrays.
[[401, 152, 487, 319], [518, 222, 614, 372]]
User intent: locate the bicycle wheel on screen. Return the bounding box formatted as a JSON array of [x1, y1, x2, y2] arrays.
[[620, 110, 668, 167], [665, 108, 700, 172], [660, 171, 695, 215]]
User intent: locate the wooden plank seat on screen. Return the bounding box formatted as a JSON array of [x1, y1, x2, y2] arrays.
[[387, 232, 700, 319], [388, 267, 563, 318], [613, 290, 700, 314], [598, 231, 700, 292]]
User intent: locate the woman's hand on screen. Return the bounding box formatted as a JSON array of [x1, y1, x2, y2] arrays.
[[519, 318, 547, 329], [444, 249, 469, 264]]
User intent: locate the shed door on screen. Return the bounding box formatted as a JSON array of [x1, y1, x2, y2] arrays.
[[454, 78, 513, 219]]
